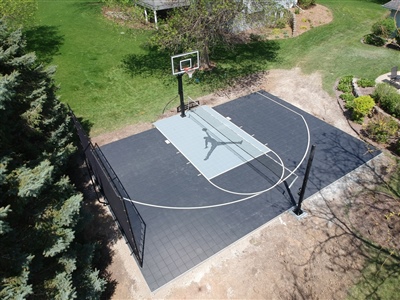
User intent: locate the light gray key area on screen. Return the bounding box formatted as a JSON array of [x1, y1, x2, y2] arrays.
[[154, 106, 271, 179]]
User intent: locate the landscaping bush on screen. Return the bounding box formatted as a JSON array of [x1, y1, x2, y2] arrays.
[[340, 92, 355, 102], [365, 116, 399, 144], [339, 75, 353, 85], [275, 18, 287, 29], [337, 82, 352, 93], [371, 18, 397, 39], [364, 34, 386, 47], [298, 0, 316, 9], [357, 78, 375, 88], [350, 95, 375, 123], [337, 75, 353, 93], [372, 83, 400, 117]]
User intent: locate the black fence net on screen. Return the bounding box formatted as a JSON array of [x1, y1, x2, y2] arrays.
[[69, 107, 146, 267]]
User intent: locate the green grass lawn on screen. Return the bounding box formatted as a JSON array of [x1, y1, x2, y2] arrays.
[[273, 0, 397, 92], [35, 0, 205, 135], [35, 0, 399, 136]]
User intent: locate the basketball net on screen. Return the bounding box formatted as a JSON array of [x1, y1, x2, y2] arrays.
[[184, 67, 195, 78]]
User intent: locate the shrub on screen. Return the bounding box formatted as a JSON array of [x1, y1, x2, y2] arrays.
[[298, 0, 316, 9], [272, 28, 281, 36], [337, 82, 352, 93], [357, 78, 375, 88], [364, 34, 386, 47], [345, 100, 355, 110], [339, 75, 353, 85], [275, 18, 287, 29], [373, 83, 400, 117], [340, 92, 355, 103], [365, 116, 399, 144], [337, 75, 353, 94], [371, 18, 397, 38], [351, 95, 375, 123], [249, 33, 263, 42]]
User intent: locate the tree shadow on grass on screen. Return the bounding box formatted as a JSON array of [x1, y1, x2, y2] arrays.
[[121, 49, 171, 78], [73, 1, 103, 13], [213, 39, 280, 64], [76, 115, 94, 138], [196, 40, 281, 91], [24, 25, 64, 64], [365, 0, 389, 4], [121, 39, 280, 91]]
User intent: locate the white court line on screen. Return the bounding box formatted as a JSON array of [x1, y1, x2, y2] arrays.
[[256, 91, 311, 176], [188, 111, 270, 181], [206, 148, 286, 196], [125, 94, 310, 209], [195, 106, 271, 154], [202, 93, 310, 195]]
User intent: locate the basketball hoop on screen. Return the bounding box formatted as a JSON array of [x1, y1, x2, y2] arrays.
[[184, 67, 195, 78]]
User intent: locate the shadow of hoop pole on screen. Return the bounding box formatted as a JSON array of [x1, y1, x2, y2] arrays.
[[293, 144, 316, 216]]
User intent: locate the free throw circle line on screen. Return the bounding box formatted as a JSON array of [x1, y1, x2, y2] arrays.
[[124, 93, 311, 209], [206, 147, 286, 195]]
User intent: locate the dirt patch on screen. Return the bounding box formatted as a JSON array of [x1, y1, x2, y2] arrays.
[[247, 4, 333, 39], [261, 68, 354, 136], [348, 191, 400, 252], [102, 6, 153, 30], [292, 4, 333, 37]]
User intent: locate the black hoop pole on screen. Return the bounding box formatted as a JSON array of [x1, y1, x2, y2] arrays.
[[293, 144, 316, 216], [177, 74, 185, 117]]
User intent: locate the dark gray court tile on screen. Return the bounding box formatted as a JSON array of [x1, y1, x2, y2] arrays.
[[177, 264, 188, 273], [100, 90, 381, 291], [170, 267, 181, 278]]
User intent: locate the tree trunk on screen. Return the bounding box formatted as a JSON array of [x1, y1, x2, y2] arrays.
[[202, 42, 211, 69]]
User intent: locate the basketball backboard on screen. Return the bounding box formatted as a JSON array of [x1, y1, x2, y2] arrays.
[[171, 51, 200, 76]]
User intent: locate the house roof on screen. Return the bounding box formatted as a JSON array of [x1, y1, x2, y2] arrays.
[[137, 0, 190, 11], [382, 0, 400, 10]]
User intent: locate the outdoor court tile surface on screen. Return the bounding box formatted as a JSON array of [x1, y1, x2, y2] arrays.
[[153, 105, 271, 179], [100, 90, 381, 291]]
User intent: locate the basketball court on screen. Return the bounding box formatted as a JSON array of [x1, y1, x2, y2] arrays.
[[100, 90, 381, 291]]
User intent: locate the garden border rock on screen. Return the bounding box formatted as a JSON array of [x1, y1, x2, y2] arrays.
[[335, 78, 400, 156]]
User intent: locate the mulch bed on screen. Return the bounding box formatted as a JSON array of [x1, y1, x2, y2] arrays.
[[335, 79, 400, 156]]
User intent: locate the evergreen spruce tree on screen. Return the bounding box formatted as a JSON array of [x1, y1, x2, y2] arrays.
[[0, 20, 106, 299]]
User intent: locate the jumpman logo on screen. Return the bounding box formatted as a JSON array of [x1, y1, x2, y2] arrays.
[[203, 128, 242, 160]]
